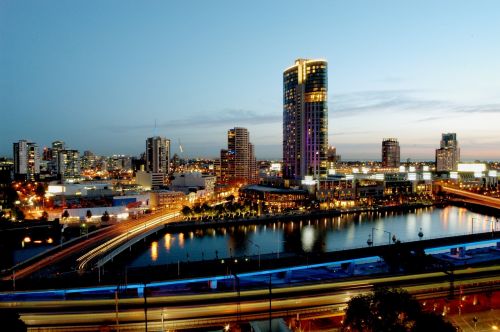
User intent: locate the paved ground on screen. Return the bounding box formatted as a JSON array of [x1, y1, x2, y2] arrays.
[[448, 309, 500, 332]]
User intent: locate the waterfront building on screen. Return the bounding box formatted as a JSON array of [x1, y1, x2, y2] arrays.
[[239, 185, 309, 214], [436, 133, 460, 172], [13, 140, 40, 181], [283, 58, 328, 181], [170, 172, 216, 196], [218, 127, 257, 185], [381, 138, 400, 168]]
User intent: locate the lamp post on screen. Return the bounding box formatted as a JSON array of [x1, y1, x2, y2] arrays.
[[248, 239, 261, 269], [471, 217, 477, 234], [371, 227, 391, 245]]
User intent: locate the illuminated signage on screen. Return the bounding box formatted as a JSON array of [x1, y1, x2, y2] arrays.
[[270, 163, 281, 171], [423, 166, 430, 171], [450, 172, 458, 179], [301, 176, 317, 186], [399, 166, 406, 173], [457, 163, 486, 172], [423, 172, 431, 180], [408, 173, 417, 181], [409, 166, 416, 172], [488, 170, 498, 177], [328, 169, 336, 175]]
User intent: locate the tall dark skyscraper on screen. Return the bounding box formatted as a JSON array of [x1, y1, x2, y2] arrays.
[[145, 136, 170, 174], [283, 59, 328, 181], [381, 138, 400, 168]]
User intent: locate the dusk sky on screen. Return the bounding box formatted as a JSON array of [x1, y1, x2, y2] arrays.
[[1, 0, 500, 160]]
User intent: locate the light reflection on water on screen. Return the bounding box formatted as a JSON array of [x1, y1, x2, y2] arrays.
[[129, 206, 495, 267]]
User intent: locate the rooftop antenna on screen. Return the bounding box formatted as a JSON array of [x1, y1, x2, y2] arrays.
[[153, 119, 158, 137]]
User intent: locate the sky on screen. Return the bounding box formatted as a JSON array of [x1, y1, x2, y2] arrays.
[[1, 0, 500, 161]]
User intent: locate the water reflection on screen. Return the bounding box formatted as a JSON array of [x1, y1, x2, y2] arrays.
[[128, 206, 495, 267], [151, 241, 158, 261]]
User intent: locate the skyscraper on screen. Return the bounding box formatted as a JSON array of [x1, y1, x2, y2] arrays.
[[218, 127, 257, 184], [381, 138, 400, 168], [436, 133, 460, 172], [13, 140, 40, 181], [283, 58, 328, 181], [145, 136, 170, 174]]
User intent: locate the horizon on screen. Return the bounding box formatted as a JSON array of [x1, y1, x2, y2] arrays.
[[1, 1, 500, 160]]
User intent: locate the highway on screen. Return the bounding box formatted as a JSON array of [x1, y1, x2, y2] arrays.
[[2, 209, 181, 281], [2, 265, 498, 331]]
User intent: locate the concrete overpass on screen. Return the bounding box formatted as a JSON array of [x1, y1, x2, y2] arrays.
[[441, 185, 500, 210]]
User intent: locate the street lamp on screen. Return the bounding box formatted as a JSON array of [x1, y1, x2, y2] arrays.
[[371, 227, 391, 245], [248, 239, 261, 268]]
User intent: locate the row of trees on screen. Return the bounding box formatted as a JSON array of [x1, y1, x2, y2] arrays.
[[181, 201, 256, 221], [61, 210, 110, 222], [343, 288, 456, 332]]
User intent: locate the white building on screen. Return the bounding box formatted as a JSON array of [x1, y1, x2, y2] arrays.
[[13, 140, 40, 181]]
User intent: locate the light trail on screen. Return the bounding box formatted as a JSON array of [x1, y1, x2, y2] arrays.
[[14, 273, 500, 331], [76, 211, 180, 270]]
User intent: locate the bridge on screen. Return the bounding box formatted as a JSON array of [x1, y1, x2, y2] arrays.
[[1, 208, 181, 281], [441, 185, 500, 210]]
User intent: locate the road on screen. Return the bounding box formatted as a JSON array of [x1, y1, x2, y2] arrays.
[[441, 186, 500, 210], [2, 208, 181, 281], [3, 265, 498, 331]]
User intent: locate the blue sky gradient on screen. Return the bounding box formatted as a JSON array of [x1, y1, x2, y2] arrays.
[[1, 0, 500, 160]]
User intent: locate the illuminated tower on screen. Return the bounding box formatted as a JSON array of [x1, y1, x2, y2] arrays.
[[436, 133, 460, 171], [146, 136, 170, 174], [219, 127, 257, 184], [283, 59, 328, 181]]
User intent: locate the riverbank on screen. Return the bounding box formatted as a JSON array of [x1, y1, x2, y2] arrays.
[[165, 202, 437, 231]]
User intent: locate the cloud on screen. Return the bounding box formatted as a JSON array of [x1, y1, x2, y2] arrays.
[[105, 108, 281, 133], [330, 89, 500, 120]]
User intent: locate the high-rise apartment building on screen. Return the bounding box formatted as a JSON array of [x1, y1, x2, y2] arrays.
[[145, 136, 170, 174], [58, 149, 81, 180], [283, 58, 328, 181], [381, 138, 400, 168], [13, 140, 40, 181], [218, 127, 257, 184], [436, 133, 460, 172]]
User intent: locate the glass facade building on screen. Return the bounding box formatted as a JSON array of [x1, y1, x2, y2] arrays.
[[283, 59, 328, 180]]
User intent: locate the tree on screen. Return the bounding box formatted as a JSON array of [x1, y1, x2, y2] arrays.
[[39, 211, 49, 221], [0, 309, 27, 332], [101, 211, 110, 222], [62, 210, 69, 220], [343, 288, 455, 332], [35, 183, 45, 198], [181, 206, 192, 220], [86, 210, 92, 220]]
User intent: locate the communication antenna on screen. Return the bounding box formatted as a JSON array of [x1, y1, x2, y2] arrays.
[[153, 119, 158, 137], [178, 138, 184, 154]]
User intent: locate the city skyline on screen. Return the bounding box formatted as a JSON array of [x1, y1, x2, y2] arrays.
[[2, 1, 500, 160]]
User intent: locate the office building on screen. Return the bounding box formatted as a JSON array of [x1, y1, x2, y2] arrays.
[[13, 140, 40, 181], [436, 133, 460, 172], [218, 127, 257, 184], [381, 138, 400, 168], [283, 58, 328, 180], [145, 136, 170, 174]]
